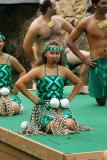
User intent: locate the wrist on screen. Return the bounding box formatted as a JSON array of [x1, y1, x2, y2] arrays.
[[31, 96, 40, 104]]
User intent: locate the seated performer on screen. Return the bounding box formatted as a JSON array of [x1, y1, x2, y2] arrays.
[[16, 40, 90, 135], [0, 32, 26, 116]]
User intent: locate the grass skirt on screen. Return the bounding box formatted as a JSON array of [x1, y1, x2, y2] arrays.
[[19, 101, 91, 135]]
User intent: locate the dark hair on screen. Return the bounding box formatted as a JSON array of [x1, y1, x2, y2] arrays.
[[37, 40, 66, 66], [40, 0, 52, 14], [91, 0, 100, 4], [86, 0, 100, 13]]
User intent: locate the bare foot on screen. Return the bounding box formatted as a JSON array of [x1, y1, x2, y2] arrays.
[[79, 86, 89, 95]]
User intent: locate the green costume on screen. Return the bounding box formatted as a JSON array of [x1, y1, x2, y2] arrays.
[[89, 57, 107, 98], [22, 64, 90, 135], [0, 57, 22, 106], [31, 64, 72, 130]]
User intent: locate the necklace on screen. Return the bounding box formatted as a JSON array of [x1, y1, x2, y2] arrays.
[[47, 20, 55, 28], [97, 19, 107, 29]]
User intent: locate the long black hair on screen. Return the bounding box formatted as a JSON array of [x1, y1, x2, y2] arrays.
[[91, 0, 100, 4]]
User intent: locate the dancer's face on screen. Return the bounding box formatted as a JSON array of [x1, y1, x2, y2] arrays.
[[0, 39, 5, 51], [45, 49, 60, 64], [95, 0, 107, 14]]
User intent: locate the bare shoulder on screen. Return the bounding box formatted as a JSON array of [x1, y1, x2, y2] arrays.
[[29, 17, 42, 32], [29, 65, 44, 78], [75, 15, 94, 30], [59, 65, 77, 80], [80, 15, 94, 24], [59, 65, 66, 69], [2, 53, 10, 63], [8, 55, 21, 66], [9, 55, 17, 62], [4, 53, 9, 58], [31, 65, 43, 73], [52, 15, 62, 19], [52, 15, 64, 21], [59, 65, 69, 73], [52, 15, 70, 28]]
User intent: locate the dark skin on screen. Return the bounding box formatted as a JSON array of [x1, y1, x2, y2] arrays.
[[67, 0, 107, 64], [67, 0, 107, 105]]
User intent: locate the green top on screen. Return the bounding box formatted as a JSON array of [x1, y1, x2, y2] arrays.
[[31, 64, 73, 129], [0, 57, 22, 106], [0, 64, 13, 89], [36, 64, 65, 103]]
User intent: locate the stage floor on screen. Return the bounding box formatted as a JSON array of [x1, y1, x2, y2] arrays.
[[0, 86, 107, 159]]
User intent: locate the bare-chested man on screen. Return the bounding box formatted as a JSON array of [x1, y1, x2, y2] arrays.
[[23, 0, 89, 93], [67, 0, 107, 106]]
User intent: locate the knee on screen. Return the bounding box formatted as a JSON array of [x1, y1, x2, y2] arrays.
[[65, 118, 76, 130], [96, 98, 106, 106]]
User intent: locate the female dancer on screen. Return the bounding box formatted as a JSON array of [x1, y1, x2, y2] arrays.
[[0, 32, 26, 116], [16, 40, 90, 135]]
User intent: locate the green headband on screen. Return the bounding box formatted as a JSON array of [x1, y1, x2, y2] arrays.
[[0, 34, 6, 41], [44, 45, 64, 52]]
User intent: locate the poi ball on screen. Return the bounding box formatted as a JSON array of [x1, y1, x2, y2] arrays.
[[50, 98, 60, 108], [60, 98, 69, 108], [0, 87, 10, 96], [20, 121, 28, 129]]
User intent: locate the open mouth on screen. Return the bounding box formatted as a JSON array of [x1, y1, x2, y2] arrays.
[[51, 60, 57, 64]]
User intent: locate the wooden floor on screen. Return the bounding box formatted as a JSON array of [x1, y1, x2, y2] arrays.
[[0, 127, 104, 160]]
